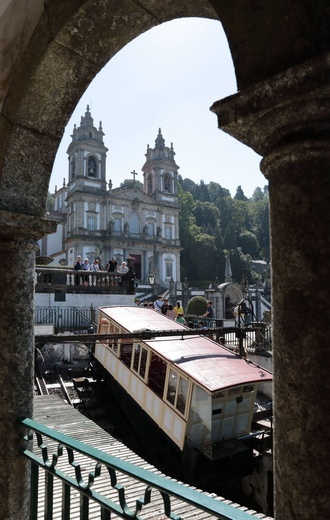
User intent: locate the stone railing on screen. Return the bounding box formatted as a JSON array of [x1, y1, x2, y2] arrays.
[[35, 267, 136, 295]]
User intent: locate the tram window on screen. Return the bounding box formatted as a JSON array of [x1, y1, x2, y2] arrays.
[[243, 385, 254, 393], [133, 344, 140, 372], [166, 369, 178, 405], [106, 325, 119, 354], [140, 347, 148, 378], [121, 341, 133, 367], [166, 369, 189, 416], [111, 339, 120, 354], [229, 387, 241, 396], [99, 317, 109, 334], [132, 343, 149, 380], [177, 377, 189, 415]]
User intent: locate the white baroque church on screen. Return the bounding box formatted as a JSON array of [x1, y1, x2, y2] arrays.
[[39, 106, 182, 287]]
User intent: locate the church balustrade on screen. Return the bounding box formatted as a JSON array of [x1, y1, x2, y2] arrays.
[[35, 267, 135, 294]]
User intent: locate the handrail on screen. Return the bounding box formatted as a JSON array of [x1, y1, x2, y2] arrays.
[[18, 417, 260, 520]]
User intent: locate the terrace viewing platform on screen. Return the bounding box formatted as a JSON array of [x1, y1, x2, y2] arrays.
[[35, 267, 136, 295]]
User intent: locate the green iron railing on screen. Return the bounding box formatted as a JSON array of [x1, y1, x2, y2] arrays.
[[18, 417, 259, 520]]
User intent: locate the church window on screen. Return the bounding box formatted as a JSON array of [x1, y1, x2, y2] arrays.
[[129, 211, 140, 234], [164, 173, 171, 192], [87, 216, 95, 231], [114, 218, 122, 232], [87, 156, 97, 178], [147, 223, 155, 236], [165, 225, 172, 240], [165, 260, 173, 278], [147, 174, 153, 194], [71, 159, 76, 180]]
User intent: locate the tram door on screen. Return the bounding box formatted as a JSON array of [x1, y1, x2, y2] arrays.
[[212, 385, 256, 441]]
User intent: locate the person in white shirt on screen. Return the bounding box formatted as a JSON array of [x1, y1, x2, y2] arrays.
[[91, 259, 99, 271], [153, 296, 163, 312], [117, 261, 129, 274], [81, 258, 91, 285]]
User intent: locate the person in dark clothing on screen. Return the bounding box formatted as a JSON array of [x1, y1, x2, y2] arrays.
[[106, 257, 118, 272], [201, 301, 214, 319], [122, 266, 135, 293], [73, 255, 82, 285], [161, 298, 169, 315]]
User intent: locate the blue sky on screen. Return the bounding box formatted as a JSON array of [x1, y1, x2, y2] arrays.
[[50, 18, 266, 198]]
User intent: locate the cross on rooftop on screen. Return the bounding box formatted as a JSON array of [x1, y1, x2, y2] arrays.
[[131, 170, 138, 182]]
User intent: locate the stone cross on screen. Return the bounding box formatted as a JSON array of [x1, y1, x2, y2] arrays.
[[131, 170, 138, 182]]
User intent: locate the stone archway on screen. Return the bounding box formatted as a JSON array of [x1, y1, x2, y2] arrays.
[[1, 2, 330, 519]]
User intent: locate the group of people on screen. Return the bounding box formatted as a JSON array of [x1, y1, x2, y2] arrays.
[[135, 297, 186, 323], [74, 256, 100, 272], [135, 297, 217, 329], [73, 256, 100, 285], [74, 255, 130, 274]]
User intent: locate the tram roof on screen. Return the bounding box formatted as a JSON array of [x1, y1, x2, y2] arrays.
[[99, 306, 272, 393]]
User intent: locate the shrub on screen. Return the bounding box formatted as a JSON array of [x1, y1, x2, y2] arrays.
[[186, 296, 207, 316]]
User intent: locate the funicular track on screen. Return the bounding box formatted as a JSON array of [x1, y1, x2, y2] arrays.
[[35, 361, 49, 396], [33, 357, 116, 430]]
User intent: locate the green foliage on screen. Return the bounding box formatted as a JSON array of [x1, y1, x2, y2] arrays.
[[120, 179, 144, 190], [193, 201, 220, 232], [186, 296, 207, 316], [234, 185, 248, 201], [178, 178, 270, 284], [46, 193, 54, 211], [237, 230, 259, 258]]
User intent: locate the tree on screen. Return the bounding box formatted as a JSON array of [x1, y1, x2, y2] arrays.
[[249, 198, 270, 260], [237, 230, 259, 258], [251, 187, 264, 202], [224, 222, 237, 250], [120, 179, 143, 189], [234, 185, 248, 201], [189, 231, 218, 280], [192, 201, 220, 232], [196, 180, 210, 202], [231, 199, 251, 232], [179, 177, 199, 199], [46, 192, 54, 211]]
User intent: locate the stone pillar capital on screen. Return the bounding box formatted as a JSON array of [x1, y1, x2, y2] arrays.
[[0, 209, 57, 245], [210, 52, 330, 156]]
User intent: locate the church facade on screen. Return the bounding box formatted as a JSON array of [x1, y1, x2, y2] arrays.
[[44, 106, 182, 287]]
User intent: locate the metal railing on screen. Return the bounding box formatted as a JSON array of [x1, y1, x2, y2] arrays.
[[18, 417, 260, 520], [35, 306, 94, 333], [184, 316, 272, 354]]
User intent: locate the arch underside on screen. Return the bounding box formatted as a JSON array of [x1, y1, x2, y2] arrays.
[[0, 0, 329, 216]]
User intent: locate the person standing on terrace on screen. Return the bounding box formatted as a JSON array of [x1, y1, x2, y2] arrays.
[[201, 301, 214, 320], [91, 259, 99, 271], [174, 301, 184, 316]]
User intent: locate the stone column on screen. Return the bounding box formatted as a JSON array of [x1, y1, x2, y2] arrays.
[[0, 210, 56, 520], [211, 53, 330, 519]]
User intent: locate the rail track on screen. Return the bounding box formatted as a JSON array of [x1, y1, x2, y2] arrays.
[[34, 360, 95, 404]]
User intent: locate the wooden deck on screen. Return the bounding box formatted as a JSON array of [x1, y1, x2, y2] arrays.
[[33, 395, 272, 519]]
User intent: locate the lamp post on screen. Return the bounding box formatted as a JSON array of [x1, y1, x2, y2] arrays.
[[182, 277, 189, 311], [169, 277, 175, 306], [148, 273, 155, 299]]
